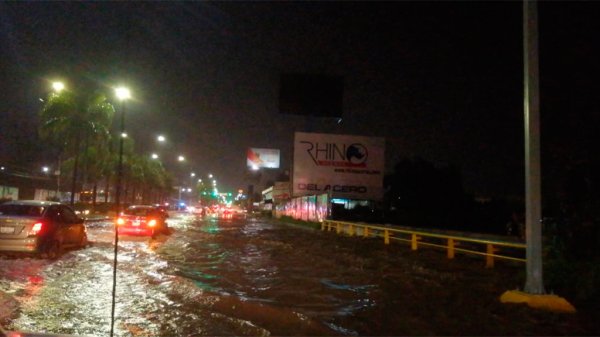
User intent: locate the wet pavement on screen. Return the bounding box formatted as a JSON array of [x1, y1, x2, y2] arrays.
[[1, 213, 597, 336]]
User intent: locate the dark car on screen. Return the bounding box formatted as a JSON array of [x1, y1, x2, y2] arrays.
[[0, 200, 88, 259], [116, 205, 169, 238]]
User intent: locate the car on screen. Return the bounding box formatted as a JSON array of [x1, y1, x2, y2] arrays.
[[116, 205, 169, 238], [219, 205, 247, 219], [0, 200, 88, 259]]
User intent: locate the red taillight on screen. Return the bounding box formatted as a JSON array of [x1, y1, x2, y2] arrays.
[[116, 218, 125, 226], [148, 219, 157, 227], [31, 222, 43, 235]]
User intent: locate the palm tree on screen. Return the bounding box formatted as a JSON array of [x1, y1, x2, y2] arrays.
[[39, 89, 115, 205]]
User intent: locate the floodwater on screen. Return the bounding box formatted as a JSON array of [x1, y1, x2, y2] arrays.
[[1, 213, 594, 336], [2, 214, 391, 336]]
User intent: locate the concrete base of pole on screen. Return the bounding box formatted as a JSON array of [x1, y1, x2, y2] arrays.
[[500, 290, 576, 313]]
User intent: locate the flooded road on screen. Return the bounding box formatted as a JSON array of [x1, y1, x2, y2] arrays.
[[1, 213, 595, 336]]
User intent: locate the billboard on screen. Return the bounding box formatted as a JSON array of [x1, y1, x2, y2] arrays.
[[293, 132, 385, 200], [247, 148, 280, 169]]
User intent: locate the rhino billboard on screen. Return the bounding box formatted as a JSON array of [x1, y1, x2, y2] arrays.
[[293, 132, 384, 200]]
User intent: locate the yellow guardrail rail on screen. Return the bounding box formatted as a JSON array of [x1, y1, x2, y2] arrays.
[[322, 220, 526, 268]]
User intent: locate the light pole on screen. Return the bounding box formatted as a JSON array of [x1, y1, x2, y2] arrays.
[[50, 82, 65, 201], [111, 86, 130, 337], [175, 155, 185, 209]]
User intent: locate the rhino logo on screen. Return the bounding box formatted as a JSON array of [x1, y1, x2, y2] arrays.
[[346, 143, 368, 164]]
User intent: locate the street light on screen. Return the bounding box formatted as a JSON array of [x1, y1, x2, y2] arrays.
[[151, 153, 159, 159], [157, 135, 166, 142], [111, 85, 130, 337], [52, 81, 65, 93], [115, 87, 131, 101], [178, 155, 185, 162], [42, 166, 49, 173]]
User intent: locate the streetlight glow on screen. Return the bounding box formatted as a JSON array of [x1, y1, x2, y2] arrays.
[[42, 166, 49, 173], [52, 81, 65, 93], [190, 172, 195, 177], [178, 155, 185, 162], [151, 153, 159, 159], [115, 87, 131, 101], [121, 132, 128, 138], [208, 173, 213, 179], [157, 135, 166, 142]]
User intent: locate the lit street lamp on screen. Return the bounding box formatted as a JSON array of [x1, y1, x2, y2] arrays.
[[111, 85, 130, 337], [151, 153, 159, 159], [114, 85, 131, 211], [52, 81, 65, 93], [157, 135, 166, 142], [49, 82, 64, 201]]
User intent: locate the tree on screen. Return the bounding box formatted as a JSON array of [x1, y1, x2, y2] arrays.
[[39, 89, 115, 205]]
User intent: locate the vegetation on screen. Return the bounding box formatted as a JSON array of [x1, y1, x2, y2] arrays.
[[37, 82, 172, 208]]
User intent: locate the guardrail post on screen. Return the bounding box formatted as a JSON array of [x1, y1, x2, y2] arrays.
[[447, 238, 455, 259], [336, 222, 341, 234], [384, 229, 390, 245], [363, 227, 369, 238], [486, 244, 495, 268], [411, 233, 419, 250], [348, 224, 354, 236]]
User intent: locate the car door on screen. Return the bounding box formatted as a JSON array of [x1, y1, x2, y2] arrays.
[[45, 206, 67, 244], [59, 205, 82, 245]]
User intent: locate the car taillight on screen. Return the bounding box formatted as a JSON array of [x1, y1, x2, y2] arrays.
[[116, 218, 125, 226], [30, 222, 43, 235], [148, 219, 157, 227]]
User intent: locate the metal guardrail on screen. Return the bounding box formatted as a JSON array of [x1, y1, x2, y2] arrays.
[[322, 220, 526, 268]]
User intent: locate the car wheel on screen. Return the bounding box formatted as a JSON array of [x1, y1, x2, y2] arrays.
[[41, 240, 60, 260], [79, 232, 88, 248]]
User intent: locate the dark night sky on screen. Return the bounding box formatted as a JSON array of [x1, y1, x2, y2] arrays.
[[1, 2, 598, 198]]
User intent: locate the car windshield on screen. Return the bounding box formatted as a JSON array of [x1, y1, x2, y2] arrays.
[[0, 205, 45, 217]]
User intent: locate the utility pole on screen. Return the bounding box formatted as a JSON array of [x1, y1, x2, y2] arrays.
[[523, 0, 544, 294]]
